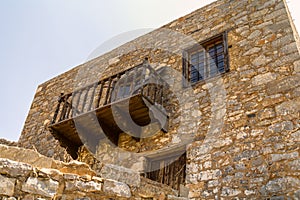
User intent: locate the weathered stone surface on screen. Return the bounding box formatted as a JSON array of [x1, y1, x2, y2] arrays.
[[65, 179, 102, 192], [100, 164, 141, 187], [167, 195, 188, 200], [245, 190, 256, 196], [252, 55, 272, 67], [261, 177, 300, 195], [285, 176, 300, 191], [58, 160, 96, 176], [22, 177, 59, 198], [221, 187, 241, 197], [0, 158, 32, 177], [137, 177, 178, 198], [0, 146, 177, 199], [252, 72, 277, 86], [0, 144, 55, 169], [63, 173, 78, 180], [271, 152, 299, 162], [2, 198, 18, 200], [179, 184, 189, 197], [267, 75, 300, 95], [268, 121, 294, 133], [38, 168, 62, 181], [0, 175, 15, 196], [291, 130, 300, 142], [261, 178, 286, 195], [0, 139, 18, 147], [103, 179, 131, 198], [243, 47, 261, 56], [294, 60, 300, 72], [234, 150, 260, 162], [275, 98, 300, 115], [288, 159, 300, 171], [198, 169, 222, 181], [258, 108, 276, 120]]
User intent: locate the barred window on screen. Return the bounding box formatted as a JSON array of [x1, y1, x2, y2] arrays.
[[183, 32, 229, 84]]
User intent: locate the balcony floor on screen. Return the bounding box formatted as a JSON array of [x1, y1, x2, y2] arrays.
[[49, 94, 168, 158]]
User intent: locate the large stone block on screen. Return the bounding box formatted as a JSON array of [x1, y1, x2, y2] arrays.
[[22, 177, 59, 198], [233, 150, 260, 162], [275, 98, 300, 116], [252, 72, 277, 86], [0, 175, 15, 196], [197, 169, 222, 181], [0, 158, 32, 177], [268, 121, 294, 133], [58, 160, 96, 176], [100, 164, 141, 187], [261, 177, 300, 195], [65, 180, 102, 192], [221, 187, 241, 197], [271, 152, 299, 162], [294, 60, 300, 72], [0, 144, 55, 169], [167, 195, 188, 200], [103, 179, 131, 198], [291, 130, 300, 142], [267, 75, 300, 95], [288, 159, 300, 171]]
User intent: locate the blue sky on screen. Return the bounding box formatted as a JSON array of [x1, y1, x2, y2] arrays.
[[0, 0, 300, 141]]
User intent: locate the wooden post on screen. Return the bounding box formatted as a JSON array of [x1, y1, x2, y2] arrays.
[[129, 69, 137, 95], [110, 74, 121, 102], [81, 88, 89, 113], [51, 93, 64, 124], [88, 83, 97, 111], [74, 90, 81, 116], [66, 100, 72, 119], [59, 95, 69, 121], [96, 81, 104, 108], [104, 77, 112, 105]]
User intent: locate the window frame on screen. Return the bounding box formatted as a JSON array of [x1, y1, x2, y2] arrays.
[[183, 32, 229, 85]]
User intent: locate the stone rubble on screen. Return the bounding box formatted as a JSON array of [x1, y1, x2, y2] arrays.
[[0, 145, 178, 199]]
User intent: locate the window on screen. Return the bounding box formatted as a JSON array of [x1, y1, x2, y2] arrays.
[[146, 152, 186, 190], [183, 32, 229, 84]]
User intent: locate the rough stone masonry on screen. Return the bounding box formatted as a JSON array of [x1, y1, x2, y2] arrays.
[[14, 0, 300, 199]]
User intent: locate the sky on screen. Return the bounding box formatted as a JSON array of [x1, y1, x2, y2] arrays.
[[0, 0, 300, 142]]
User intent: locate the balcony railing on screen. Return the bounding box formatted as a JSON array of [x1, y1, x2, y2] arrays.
[[51, 61, 167, 125], [48, 60, 169, 158]]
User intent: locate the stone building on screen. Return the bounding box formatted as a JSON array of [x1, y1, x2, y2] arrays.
[[17, 0, 300, 199]]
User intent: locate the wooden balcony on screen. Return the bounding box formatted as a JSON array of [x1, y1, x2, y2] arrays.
[[48, 60, 169, 158]]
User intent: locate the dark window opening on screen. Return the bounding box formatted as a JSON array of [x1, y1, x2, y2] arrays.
[[146, 153, 186, 190], [183, 32, 229, 84]]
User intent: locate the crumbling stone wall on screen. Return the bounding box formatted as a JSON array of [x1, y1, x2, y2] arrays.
[[0, 144, 179, 199], [0, 138, 18, 147], [19, 0, 300, 199]]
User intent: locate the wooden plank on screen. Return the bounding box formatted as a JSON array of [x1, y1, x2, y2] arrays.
[[129, 68, 137, 95], [51, 93, 64, 124], [87, 83, 97, 111], [96, 81, 104, 108], [74, 91, 82, 116], [65, 102, 72, 119], [81, 88, 89, 113], [110, 74, 121, 102], [59, 96, 69, 121], [104, 78, 112, 105]]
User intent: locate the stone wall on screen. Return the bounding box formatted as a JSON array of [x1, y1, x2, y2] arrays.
[[18, 0, 300, 199], [0, 138, 18, 147], [0, 144, 179, 199]]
